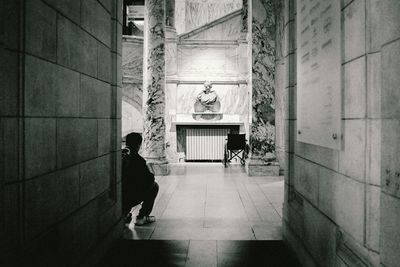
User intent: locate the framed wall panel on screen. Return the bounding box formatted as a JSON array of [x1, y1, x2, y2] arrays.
[[296, 0, 342, 149]]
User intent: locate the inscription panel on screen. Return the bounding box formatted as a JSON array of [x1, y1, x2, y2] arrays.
[[296, 0, 341, 149]]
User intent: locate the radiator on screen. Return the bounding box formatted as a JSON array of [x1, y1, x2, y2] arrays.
[[186, 128, 230, 161]]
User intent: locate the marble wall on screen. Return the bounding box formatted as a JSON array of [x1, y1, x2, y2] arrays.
[[182, 13, 242, 40], [175, 0, 242, 34], [178, 45, 238, 78], [277, 0, 400, 266], [165, 7, 250, 162], [122, 36, 143, 136]]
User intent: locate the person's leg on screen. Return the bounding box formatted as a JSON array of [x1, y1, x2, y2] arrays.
[[137, 182, 159, 218]]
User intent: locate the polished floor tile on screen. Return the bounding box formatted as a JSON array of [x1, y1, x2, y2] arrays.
[[125, 163, 284, 241]]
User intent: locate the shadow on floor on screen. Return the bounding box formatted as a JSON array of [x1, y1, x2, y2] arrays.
[[99, 240, 301, 267]]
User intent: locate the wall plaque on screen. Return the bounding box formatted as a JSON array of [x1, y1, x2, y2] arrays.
[[296, 0, 341, 149]]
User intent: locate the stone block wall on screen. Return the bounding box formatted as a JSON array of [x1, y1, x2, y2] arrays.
[[0, 0, 123, 265], [276, 0, 400, 266]]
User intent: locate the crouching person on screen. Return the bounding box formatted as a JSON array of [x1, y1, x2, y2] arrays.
[[122, 132, 159, 225]]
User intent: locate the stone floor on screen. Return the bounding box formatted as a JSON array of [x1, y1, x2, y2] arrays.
[[101, 164, 302, 266], [123, 163, 284, 241], [101, 240, 301, 267]]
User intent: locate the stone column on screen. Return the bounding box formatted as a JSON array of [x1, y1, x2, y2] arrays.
[[245, 0, 279, 176], [142, 0, 169, 175], [165, 0, 179, 162]]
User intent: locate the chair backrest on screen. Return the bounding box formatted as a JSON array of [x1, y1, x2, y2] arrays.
[[227, 134, 246, 150]]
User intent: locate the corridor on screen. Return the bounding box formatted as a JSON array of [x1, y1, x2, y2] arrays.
[[102, 164, 300, 266]]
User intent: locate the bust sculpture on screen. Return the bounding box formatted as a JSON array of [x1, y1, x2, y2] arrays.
[[193, 81, 222, 120], [196, 81, 218, 106]]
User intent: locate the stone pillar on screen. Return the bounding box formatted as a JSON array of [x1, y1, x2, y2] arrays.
[[165, 0, 179, 162], [245, 0, 279, 176], [142, 0, 169, 175]]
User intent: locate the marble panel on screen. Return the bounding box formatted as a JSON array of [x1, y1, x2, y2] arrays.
[[57, 16, 97, 76], [366, 185, 380, 251], [24, 55, 57, 116], [318, 167, 365, 243], [0, 50, 19, 116], [0, 184, 19, 251], [178, 45, 238, 77], [382, 39, 400, 118], [381, 193, 400, 267], [338, 119, 366, 183], [55, 65, 80, 117], [176, 84, 248, 115], [98, 42, 111, 82], [81, 0, 111, 46], [366, 0, 381, 52], [56, 118, 98, 168], [343, 0, 366, 62], [122, 39, 143, 78], [344, 55, 366, 119], [175, 0, 186, 34], [26, 0, 57, 62], [187, 15, 241, 41], [367, 52, 381, 119], [377, 0, 400, 46], [293, 156, 319, 206], [24, 166, 80, 240], [2, 0, 22, 51], [25, 118, 57, 179], [366, 119, 381, 186], [79, 155, 111, 205], [166, 42, 177, 76], [302, 201, 337, 267], [43, 0, 80, 24], [80, 75, 112, 118], [381, 119, 400, 198], [98, 119, 112, 156], [0, 119, 19, 183], [185, 0, 242, 33]]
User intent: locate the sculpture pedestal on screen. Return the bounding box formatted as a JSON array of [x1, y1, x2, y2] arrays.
[[146, 158, 170, 176], [245, 157, 280, 176], [192, 112, 223, 121]]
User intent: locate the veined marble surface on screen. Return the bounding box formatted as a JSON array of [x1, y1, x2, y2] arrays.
[[183, 12, 241, 41], [142, 0, 167, 161], [250, 0, 276, 157], [176, 84, 248, 115], [122, 38, 143, 78], [178, 45, 238, 77], [185, 0, 242, 33]]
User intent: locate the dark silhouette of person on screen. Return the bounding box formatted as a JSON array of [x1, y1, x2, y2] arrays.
[[122, 132, 159, 225]]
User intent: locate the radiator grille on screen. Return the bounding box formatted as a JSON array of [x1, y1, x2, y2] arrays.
[[186, 128, 229, 161]]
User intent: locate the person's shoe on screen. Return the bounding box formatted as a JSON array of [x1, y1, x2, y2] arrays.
[[135, 216, 156, 226]]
